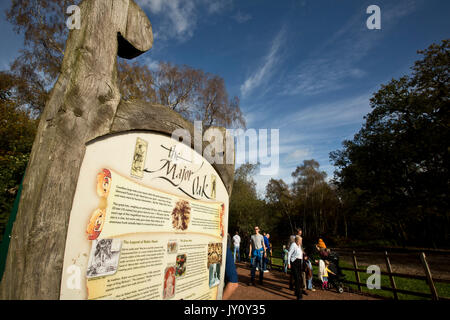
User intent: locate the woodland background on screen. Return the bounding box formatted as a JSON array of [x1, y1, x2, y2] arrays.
[[0, 0, 448, 250]]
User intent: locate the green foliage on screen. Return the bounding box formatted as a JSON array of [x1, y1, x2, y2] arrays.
[[229, 160, 343, 251], [330, 40, 450, 248], [229, 164, 268, 234], [265, 178, 296, 237], [0, 72, 38, 240], [291, 160, 342, 242]]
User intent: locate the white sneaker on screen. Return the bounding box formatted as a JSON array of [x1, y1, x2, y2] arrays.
[[264, 270, 269, 272]]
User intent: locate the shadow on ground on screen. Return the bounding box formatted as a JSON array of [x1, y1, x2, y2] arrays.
[[228, 262, 379, 300]]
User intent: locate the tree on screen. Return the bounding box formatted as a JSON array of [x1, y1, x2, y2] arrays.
[[291, 159, 325, 237], [118, 60, 157, 103], [330, 40, 450, 247], [120, 60, 246, 128], [265, 178, 295, 235], [196, 75, 244, 128], [0, 72, 37, 240], [5, 0, 246, 128], [5, 0, 74, 114], [229, 164, 267, 234], [289, 159, 342, 243], [154, 61, 203, 117]]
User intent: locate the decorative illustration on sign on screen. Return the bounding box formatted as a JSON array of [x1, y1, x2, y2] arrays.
[[167, 241, 178, 254], [86, 239, 122, 278], [207, 242, 222, 268], [86, 209, 106, 240], [86, 169, 111, 240], [97, 169, 112, 197], [171, 199, 191, 231], [209, 263, 221, 288], [175, 254, 187, 277], [211, 174, 216, 199], [131, 138, 148, 178], [163, 266, 176, 299]]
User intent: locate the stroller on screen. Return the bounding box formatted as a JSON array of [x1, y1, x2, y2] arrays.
[[325, 252, 345, 293]]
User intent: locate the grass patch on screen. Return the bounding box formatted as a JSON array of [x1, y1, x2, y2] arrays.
[[271, 257, 284, 268]]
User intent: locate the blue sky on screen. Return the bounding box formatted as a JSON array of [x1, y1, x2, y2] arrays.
[[1, 0, 449, 196]]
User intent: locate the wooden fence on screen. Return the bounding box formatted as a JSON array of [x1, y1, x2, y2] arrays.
[[266, 249, 450, 300], [340, 250, 450, 301]]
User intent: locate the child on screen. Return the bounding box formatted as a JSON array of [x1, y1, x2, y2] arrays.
[[319, 260, 336, 289], [304, 255, 315, 291], [317, 259, 325, 289], [282, 245, 288, 273]]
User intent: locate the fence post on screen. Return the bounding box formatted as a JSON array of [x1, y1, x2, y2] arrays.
[[352, 250, 361, 292], [384, 251, 398, 300], [420, 252, 439, 301]]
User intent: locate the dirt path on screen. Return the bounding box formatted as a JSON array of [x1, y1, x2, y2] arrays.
[[228, 262, 378, 300]]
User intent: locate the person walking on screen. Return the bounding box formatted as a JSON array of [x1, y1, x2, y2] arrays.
[[262, 232, 271, 272], [288, 235, 304, 300], [267, 233, 273, 271], [249, 226, 266, 285], [232, 231, 241, 263], [289, 228, 302, 290]]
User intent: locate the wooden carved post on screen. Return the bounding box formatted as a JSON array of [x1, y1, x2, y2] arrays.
[[384, 251, 398, 300], [0, 0, 234, 299], [0, 0, 153, 300]]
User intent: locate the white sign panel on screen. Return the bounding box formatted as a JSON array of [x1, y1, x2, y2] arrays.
[[60, 132, 229, 300]]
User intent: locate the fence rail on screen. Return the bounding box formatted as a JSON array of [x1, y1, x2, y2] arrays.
[[267, 249, 449, 300], [339, 266, 450, 284], [341, 250, 448, 300]]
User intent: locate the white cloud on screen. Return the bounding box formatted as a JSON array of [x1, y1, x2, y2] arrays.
[[252, 166, 295, 197], [278, 93, 372, 131], [137, 0, 231, 42], [288, 149, 311, 160], [382, 0, 418, 23], [239, 93, 372, 191], [240, 28, 286, 97], [143, 57, 160, 71], [285, 35, 374, 96], [264, 93, 375, 189], [206, 0, 232, 14], [283, 1, 419, 96], [233, 10, 252, 23], [141, 0, 164, 12], [137, 0, 220, 41], [137, 0, 196, 41]]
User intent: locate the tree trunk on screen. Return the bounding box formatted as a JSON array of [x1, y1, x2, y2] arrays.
[[343, 211, 348, 239]]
